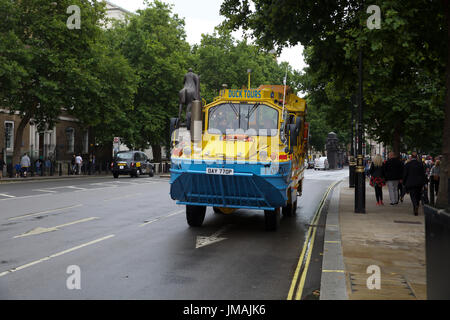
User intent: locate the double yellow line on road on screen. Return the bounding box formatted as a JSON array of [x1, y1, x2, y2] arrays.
[[287, 180, 340, 300]]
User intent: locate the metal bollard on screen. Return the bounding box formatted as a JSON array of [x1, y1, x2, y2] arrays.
[[425, 205, 450, 299]]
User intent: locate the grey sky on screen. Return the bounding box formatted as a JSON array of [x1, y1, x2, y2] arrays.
[[109, 0, 307, 72]]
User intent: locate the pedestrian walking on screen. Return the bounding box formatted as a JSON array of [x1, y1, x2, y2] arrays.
[[398, 157, 407, 203], [369, 154, 386, 206], [15, 163, 21, 178], [20, 153, 31, 177], [403, 152, 427, 216], [71, 154, 76, 175], [0, 155, 5, 180], [384, 152, 404, 205], [430, 159, 441, 195], [75, 154, 83, 175]]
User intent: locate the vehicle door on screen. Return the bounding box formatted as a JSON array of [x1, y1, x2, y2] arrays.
[[134, 152, 142, 172], [141, 152, 149, 173]]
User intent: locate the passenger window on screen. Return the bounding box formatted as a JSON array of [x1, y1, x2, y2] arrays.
[[134, 153, 141, 161]]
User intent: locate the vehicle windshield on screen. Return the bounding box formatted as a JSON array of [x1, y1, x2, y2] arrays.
[[208, 103, 278, 136], [115, 153, 133, 161]]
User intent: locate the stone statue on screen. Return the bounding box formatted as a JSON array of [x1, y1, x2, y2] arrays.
[[178, 68, 200, 121], [326, 132, 339, 169]]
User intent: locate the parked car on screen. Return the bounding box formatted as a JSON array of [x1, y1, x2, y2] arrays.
[[111, 151, 154, 178], [314, 157, 329, 170]]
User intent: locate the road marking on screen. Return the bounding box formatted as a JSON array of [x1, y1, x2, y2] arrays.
[[196, 225, 230, 249], [0, 193, 16, 198], [325, 241, 341, 244], [287, 180, 340, 300], [322, 270, 345, 273], [13, 217, 99, 238], [66, 186, 87, 190], [32, 189, 58, 193], [8, 204, 83, 221], [0, 193, 53, 201], [104, 193, 142, 202], [139, 209, 184, 227], [0, 235, 115, 278]]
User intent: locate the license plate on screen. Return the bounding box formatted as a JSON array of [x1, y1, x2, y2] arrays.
[[206, 168, 234, 175], [119, 166, 124, 169]]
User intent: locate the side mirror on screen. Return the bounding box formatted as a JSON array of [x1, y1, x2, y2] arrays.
[[288, 123, 298, 154]]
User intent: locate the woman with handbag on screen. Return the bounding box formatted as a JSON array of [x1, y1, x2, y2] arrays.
[[430, 160, 441, 195], [370, 154, 386, 206]]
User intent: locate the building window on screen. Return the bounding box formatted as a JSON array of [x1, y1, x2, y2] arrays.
[[4, 121, 14, 151], [65, 127, 75, 153], [82, 130, 89, 154]]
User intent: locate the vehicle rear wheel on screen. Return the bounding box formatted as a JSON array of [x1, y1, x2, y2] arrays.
[[264, 208, 280, 231], [282, 199, 297, 217], [186, 205, 206, 227], [113, 172, 119, 179], [149, 167, 154, 177]]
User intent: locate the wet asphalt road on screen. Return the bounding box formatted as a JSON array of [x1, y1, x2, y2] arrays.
[[0, 169, 348, 299]]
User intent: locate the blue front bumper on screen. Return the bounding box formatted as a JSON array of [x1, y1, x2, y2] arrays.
[[170, 160, 291, 210]]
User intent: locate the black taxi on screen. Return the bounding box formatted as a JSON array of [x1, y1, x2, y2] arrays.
[[111, 151, 154, 178]]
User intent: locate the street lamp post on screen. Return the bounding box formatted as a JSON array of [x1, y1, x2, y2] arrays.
[[355, 47, 366, 213], [349, 96, 356, 188]]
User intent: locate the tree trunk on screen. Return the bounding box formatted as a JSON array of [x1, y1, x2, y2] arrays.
[[151, 144, 162, 163], [12, 114, 31, 167], [436, 0, 450, 209], [392, 127, 401, 156]]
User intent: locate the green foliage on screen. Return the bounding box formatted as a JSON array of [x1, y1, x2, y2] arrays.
[[191, 30, 301, 103], [109, 0, 191, 153], [0, 0, 138, 162], [221, 0, 446, 155]]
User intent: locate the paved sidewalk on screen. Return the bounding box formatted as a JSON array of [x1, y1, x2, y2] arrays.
[[321, 180, 427, 300]]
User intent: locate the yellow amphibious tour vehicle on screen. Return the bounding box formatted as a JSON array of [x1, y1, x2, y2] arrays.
[[170, 79, 309, 231]]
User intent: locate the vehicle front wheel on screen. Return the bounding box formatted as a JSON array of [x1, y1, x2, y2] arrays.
[[149, 167, 154, 177], [186, 205, 206, 227], [282, 199, 297, 217], [264, 208, 280, 231]]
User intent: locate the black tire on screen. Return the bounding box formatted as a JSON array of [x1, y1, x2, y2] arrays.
[[113, 172, 119, 179], [264, 208, 280, 231], [149, 166, 154, 177], [213, 207, 222, 214], [186, 205, 206, 227], [282, 199, 297, 217]]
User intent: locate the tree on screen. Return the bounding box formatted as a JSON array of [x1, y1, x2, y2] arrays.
[[0, 0, 137, 164], [191, 30, 301, 102], [221, 0, 449, 206], [110, 0, 191, 161]]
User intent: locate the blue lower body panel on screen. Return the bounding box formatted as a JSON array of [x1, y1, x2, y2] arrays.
[[170, 160, 291, 210]]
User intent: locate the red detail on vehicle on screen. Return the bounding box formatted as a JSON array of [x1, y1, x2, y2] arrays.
[[222, 134, 254, 142], [172, 148, 183, 157], [279, 155, 288, 161]]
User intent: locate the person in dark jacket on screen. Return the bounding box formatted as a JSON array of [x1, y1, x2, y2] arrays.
[[403, 152, 427, 216], [384, 152, 404, 205], [0, 154, 4, 180], [369, 154, 386, 205]]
